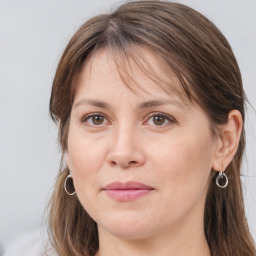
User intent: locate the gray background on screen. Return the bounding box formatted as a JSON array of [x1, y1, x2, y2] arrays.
[[0, 0, 255, 249]]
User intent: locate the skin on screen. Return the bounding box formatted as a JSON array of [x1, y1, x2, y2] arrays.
[[65, 47, 243, 256]]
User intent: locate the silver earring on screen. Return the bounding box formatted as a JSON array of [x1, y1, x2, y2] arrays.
[[64, 173, 76, 195], [216, 171, 228, 188]]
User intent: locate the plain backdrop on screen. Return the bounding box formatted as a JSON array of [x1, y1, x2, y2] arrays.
[[0, 0, 255, 250]]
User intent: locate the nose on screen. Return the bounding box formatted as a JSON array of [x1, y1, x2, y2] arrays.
[[106, 126, 146, 169]]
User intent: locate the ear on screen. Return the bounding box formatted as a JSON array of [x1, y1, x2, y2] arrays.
[[212, 110, 243, 172]]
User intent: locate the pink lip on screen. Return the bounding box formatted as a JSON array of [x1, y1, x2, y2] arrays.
[[103, 181, 154, 201]]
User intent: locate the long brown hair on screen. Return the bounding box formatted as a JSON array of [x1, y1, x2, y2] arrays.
[[48, 1, 256, 255]]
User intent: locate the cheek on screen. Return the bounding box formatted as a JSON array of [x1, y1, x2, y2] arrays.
[[66, 134, 107, 219], [150, 133, 213, 196], [153, 139, 210, 171], [66, 132, 106, 193], [145, 135, 213, 225]]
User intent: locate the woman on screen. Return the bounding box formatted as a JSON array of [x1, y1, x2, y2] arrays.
[[48, 1, 256, 255]]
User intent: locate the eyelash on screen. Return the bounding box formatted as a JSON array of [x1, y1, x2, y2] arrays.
[[80, 112, 176, 128]]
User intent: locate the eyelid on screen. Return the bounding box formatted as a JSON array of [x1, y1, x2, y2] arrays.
[[80, 112, 109, 127], [144, 112, 176, 127], [80, 111, 176, 128]]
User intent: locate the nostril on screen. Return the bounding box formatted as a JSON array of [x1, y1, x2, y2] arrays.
[[111, 160, 117, 166], [110, 160, 138, 168]]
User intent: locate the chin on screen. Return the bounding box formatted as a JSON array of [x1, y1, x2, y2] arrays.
[[106, 225, 153, 240], [97, 211, 159, 239]]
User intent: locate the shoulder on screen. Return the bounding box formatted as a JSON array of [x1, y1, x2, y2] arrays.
[[4, 229, 58, 256]]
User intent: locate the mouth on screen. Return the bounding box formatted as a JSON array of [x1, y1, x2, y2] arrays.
[[102, 181, 155, 201]]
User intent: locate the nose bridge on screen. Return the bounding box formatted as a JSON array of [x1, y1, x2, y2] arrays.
[[115, 121, 134, 148], [107, 120, 145, 168]]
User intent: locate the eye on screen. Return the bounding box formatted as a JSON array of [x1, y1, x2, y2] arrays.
[[81, 113, 108, 126], [146, 112, 175, 127]]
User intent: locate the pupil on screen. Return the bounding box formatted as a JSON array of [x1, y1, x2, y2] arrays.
[[154, 116, 165, 125], [93, 116, 103, 125]]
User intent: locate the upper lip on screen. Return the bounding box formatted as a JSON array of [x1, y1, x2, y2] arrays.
[[103, 181, 154, 190]]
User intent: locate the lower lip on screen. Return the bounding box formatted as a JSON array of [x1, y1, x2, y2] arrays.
[[104, 189, 153, 201]]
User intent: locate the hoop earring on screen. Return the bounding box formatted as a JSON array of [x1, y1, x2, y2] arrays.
[[216, 171, 228, 188], [64, 173, 76, 195]]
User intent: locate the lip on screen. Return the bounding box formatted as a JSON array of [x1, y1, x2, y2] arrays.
[[103, 181, 154, 201]]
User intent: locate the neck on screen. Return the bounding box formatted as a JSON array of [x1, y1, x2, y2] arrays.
[[95, 216, 210, 256]]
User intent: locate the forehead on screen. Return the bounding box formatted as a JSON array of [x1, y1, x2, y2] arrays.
[[74, 47, 190, 106]]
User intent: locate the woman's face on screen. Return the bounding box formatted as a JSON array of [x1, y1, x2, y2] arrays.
[[66, 48, 217, 239]]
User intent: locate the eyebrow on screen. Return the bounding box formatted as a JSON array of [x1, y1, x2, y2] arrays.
[[73, 98, 187, 109]]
